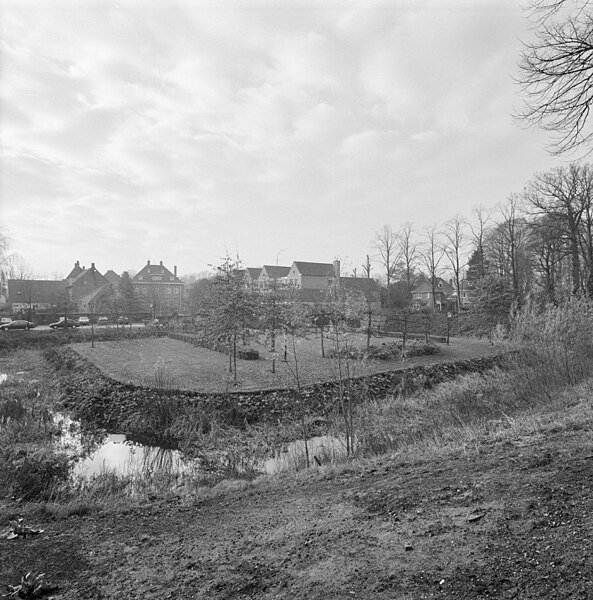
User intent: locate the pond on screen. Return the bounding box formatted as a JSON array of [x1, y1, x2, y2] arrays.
[[1, 370, 346, 484], [53, 412, 346, 482]]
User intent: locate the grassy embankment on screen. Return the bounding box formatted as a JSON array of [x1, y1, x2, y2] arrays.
[[2, 299, 593, 510]]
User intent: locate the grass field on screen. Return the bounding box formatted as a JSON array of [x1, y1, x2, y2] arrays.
[[71, 333, 502, 393]]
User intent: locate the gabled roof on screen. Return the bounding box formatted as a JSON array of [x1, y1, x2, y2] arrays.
[[103, 270, 121, 286], [8, 279, 65, 304], [411, 277, 454, 295], [261, 265, 291, 278], [66, 261, 83, 279], [132, 260, 183, 284], [292, 261, 334, 277], [245, 267, 262, 280], [78, 284, 114, 308], [69, 265, 107, 286]]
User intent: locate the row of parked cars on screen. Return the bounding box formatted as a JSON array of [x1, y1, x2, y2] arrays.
[[0, 316, 133, 331]]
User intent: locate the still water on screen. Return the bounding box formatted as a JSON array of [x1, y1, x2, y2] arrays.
[[54, 412, 345, 480]]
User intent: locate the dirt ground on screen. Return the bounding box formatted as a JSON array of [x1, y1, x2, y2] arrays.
[[2, 417, 593, 599]]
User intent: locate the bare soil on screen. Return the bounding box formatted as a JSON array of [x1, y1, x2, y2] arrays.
[[2, 416, 593, 599]]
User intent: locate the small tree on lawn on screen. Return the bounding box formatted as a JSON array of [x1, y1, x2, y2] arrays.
[[324, 282, 366, 455], [200, 255, 256, 384], [280, 296, 313, 467]]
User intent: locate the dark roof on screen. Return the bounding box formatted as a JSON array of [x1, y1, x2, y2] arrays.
[[103, 270, 121, 286], [411, 278, 454, 295], [295, 288, 327, 304], [245, 268, 262, 280], [66, 261, 83, 279], [340, 277, 379, 292], [292, 261, 334, 277], [7, 279, 65, 303], [340, 277, 381, 301], [262, 265, 291, 278], [78, 284, 114, 307], [132, 261, 183, 284]]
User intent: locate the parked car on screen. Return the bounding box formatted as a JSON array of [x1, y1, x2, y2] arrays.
[[145, 318, 163, 329], [0, 317, 12, 325], [0, 320, 36, 331], [77, 316, 90, 326], [97, 316, 109, 326], [117, 316, 130, 325], [49, 318, 80, 329]]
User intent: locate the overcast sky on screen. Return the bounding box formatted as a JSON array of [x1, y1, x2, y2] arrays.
[[0, 0, 578, 279]]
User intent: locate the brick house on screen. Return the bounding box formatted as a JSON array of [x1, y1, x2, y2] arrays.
[[7, 279, 65, 318], [132, 260, 184, 317], [411, 277, 455, 311], [287, 261, 339, 289], [244, 267, 262, 287], [65, 262, 112, 312], [259, 265, 291, 288]]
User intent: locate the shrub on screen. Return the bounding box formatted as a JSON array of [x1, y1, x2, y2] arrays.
[[0, 446, 72, 501], [327, 341, 438, 360]]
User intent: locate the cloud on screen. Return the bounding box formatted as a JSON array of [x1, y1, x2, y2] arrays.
[[1, 0, 561, 277]]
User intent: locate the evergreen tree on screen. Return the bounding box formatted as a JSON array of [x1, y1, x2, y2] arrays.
[[118, 271, 141, 316]]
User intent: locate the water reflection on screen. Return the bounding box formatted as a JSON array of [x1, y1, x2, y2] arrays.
[[52, 411, 345, 481], [72, 434, 192, 478]]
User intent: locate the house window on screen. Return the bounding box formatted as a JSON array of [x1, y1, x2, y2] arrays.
[[153, 276, 162, 281], [138, 276, 143, 281]]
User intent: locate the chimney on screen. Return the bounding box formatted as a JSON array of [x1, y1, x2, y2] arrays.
[[333, 260, 341, 288], [91, 262, 95, 270], [333, 259, 341, 278], [174, 265, 177, 277], [75, 260, 80, 268], [160, 260, 163, 266], [147, 260, 151, 265]]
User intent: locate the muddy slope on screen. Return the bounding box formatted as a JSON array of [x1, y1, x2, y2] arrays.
[[2, 420, 593, 599]]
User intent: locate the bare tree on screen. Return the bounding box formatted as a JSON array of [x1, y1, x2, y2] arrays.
[[524, 164, 585, 295], [469, 207, 491, 279], [516, 0, 593, 154], [361, 254, 372, 278], [485, 196, 533, 304], [442, 216, 469, 312], [373, 225, 401, 308], [421, 226, 444, 311], [399, 222, 418, 306]]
